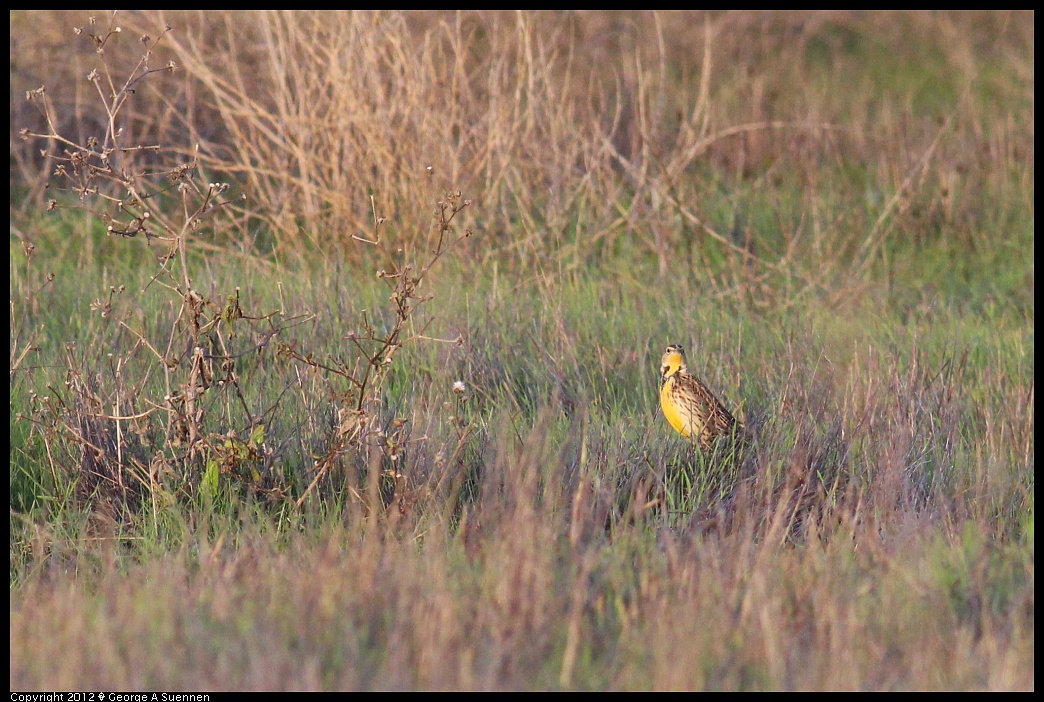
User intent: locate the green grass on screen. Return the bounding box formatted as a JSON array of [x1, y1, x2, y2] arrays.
[[10, 230, 1033, 689]]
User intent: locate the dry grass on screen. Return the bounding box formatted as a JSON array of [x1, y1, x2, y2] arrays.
[[10, 433, 1034, 689], [12, 12, 1033, 300]]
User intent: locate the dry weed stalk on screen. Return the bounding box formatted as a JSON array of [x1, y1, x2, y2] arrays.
[[285, 188, 472, 511], [17, 14, 273, 514]]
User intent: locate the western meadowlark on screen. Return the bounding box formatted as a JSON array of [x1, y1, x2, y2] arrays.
[[659, 343, 741, 451]]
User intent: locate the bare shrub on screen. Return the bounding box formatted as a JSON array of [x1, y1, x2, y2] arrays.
[[15, 13, 475, 521]]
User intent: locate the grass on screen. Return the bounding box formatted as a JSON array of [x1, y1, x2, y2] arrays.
[[10, 513, 1033, 690], [10, 242, 1033, 689], [9, 10, 1034, 691]]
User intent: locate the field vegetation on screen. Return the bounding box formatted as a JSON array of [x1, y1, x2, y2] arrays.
[[9, 11, 1034, 690]]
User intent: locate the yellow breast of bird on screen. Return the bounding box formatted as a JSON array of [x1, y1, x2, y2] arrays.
[[661, 375, 700, 438]]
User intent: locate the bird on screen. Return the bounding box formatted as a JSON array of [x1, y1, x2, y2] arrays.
[[659, 343, 742, 451]]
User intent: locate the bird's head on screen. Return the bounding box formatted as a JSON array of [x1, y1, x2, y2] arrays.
[[660, 344, 688, 380]]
